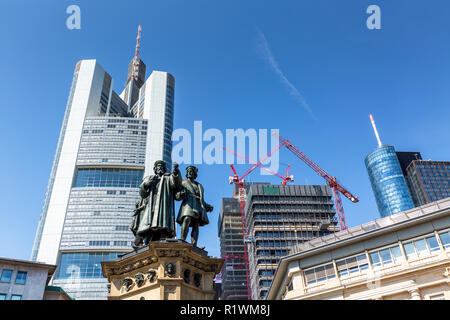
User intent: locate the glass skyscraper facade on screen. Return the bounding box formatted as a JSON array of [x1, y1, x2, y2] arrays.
[[365, 145, 415, 217], [405, 160, 450, 206], [31, 56, 175, 299]]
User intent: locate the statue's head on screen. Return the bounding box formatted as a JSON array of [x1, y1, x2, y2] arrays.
[[166, 262, 176, 277], [185, 166, 198, 180], [153, 160, 167, 176]]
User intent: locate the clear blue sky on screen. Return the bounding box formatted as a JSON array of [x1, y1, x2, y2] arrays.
[[0, 0, 449, 260]]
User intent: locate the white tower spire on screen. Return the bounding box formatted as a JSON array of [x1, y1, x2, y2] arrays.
[[369, 114, 383, 148]]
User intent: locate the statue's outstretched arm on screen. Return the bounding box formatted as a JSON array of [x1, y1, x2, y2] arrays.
[[169, 162, 182, 190]]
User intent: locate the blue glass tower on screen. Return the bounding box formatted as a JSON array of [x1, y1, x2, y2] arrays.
[[365, 115, 415, 217], [365, 145, 415, 217]]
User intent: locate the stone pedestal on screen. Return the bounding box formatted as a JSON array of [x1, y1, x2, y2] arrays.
[[101, 240, 224, 300]]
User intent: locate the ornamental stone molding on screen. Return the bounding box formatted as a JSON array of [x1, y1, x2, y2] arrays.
[[101, 240, 224, 300]]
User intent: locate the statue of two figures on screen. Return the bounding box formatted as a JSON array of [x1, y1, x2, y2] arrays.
[[130, 161, 213, 250]]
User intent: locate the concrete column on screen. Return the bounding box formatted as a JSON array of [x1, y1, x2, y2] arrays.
[[398, 241, 410, 267], [331, 259, 342, 286], [408, 288, 421, 300]]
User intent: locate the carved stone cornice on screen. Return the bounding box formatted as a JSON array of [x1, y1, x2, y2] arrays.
[[101, 240, 224, 279]]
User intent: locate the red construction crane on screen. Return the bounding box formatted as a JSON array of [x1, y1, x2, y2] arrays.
[[274, 133, 359, 230], [223, 147, 294, 185], [225, 144, 293, 300]]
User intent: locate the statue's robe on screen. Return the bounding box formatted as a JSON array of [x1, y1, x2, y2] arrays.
[[131, 172, 181, 239], [176, 179, 210, 227]]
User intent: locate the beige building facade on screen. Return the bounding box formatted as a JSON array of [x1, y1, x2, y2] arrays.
[[267, 197, 450, 300]]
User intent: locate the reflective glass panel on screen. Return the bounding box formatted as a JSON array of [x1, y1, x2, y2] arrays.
[[380, 249, 393, 265], [370, 252, 381, 267], [391, 246, 403, 262], [14, 271, 27, 285], [426, 236, 440, 252], [56, 252, 125, 279], [74, 168, 144, 188], [0, 270, 13, 282], [414, 239, 428, 257], [404, 242, 417, 260], [439, 231, 450, 249]]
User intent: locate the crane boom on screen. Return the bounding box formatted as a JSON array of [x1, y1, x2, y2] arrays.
[[274, 133, 359, 231], [275, 134, 359, 203]]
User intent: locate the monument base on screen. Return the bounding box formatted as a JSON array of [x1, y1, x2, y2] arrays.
[[101, 240, 224, 300]]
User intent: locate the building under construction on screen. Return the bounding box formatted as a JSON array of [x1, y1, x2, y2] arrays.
[[218, 183, 255, 300], [244, 183, 338, 299]]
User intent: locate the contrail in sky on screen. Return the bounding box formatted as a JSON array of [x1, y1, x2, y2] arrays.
[[255, 27, 317, 121]]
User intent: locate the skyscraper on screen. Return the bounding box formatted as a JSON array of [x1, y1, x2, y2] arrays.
[[365, 115, 415, 217], [30, 26, 175, 299], [405, 160, 450, 206]]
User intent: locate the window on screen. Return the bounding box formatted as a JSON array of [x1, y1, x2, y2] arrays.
[[89, 241, 110, 246], [425, 236, 440, 252], [439, 230, 450, 249], [369, 245, 403, 268], [10, 295, 22, 300], [260, 280, 271, 287], [429, 293, 446, 300], [304, 263, 336, 286], [0, 269, 13, 282], [0, 294, 6, 300], [403, 235, 441, 260], [336, 254, 369, 277], [74, 168, 144, 188], [259, 270, 273, 277], [56, 252, 124, 279], [287, 280, 294, 291], [15, 271, 27, 285]]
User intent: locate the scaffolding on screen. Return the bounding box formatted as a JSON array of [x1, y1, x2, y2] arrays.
[[218, 193, 248, 300]]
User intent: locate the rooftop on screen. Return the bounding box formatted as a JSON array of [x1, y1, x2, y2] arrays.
[[289, 196, 450, 255], [268, 196, 450, 299]]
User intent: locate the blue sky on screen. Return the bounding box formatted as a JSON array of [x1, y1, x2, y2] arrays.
[[0, 0, 449, 260]]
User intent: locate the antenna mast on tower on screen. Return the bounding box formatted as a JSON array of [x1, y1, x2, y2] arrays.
[[132, 23, 142, 82], [369, 114, 383, 148]]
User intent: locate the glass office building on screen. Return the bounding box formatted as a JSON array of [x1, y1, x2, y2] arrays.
[[365, 146, 415, 217], [31, 53, 175, 298], [405, 160, 450, 206]]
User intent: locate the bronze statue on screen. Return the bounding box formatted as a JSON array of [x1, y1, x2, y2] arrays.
[[130, 160, 182, 249], [175, 166, 213, 247]]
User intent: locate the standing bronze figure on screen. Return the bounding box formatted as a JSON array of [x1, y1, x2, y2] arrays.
[[175, 166, 213, 247], [130, 160, 182, 249]]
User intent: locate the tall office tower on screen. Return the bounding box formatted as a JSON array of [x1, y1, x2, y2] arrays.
[[244, 184, 337, 300], [30, 27, 175, 299], [395, 151, 423, 206], [395, 152, 423, 176], [365, 115, 415, 217], [405, 160, 450, 206], [218, 184, 250, 300]]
